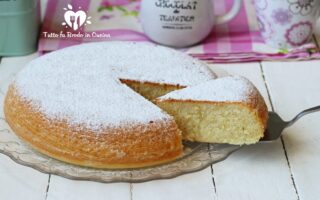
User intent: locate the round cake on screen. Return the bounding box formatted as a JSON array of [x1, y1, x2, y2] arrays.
[[4, 42, 216, 169]]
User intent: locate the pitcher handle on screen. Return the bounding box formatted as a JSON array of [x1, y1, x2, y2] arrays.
[[215, 0, 242, 25]]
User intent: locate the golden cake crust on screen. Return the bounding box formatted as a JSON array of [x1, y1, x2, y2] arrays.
[[4, 86, 183, 169]]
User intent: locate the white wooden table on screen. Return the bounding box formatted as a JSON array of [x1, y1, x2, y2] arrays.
[[1, 2, 320, 200], [2, 47, 320, 200]]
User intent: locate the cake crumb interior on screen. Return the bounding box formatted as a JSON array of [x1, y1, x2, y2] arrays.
[[156, 101, 264, 145]]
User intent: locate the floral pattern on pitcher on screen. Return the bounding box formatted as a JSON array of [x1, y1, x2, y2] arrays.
[[288, 0, 315, 16], [257, 15, 274, 39], [285, 21, 313, 46], [272, 8, 292, 25], [253, 0, 319, 49]]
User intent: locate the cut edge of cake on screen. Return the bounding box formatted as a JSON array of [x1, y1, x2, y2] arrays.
[[154, 76, 268, 145]]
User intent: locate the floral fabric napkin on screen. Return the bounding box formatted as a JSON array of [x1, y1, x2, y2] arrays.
[[38, 0, 320, 63]]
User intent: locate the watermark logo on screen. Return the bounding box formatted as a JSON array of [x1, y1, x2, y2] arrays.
[[42, 4, 110, 39], [61, 4, 92, 31]]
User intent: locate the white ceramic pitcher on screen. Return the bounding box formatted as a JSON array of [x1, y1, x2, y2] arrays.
[[140, 0, 242, 47]]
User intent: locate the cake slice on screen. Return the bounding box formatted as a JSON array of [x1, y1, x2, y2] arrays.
[[155, 76, 268, 145]]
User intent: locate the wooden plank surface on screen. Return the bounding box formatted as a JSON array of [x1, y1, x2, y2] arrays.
[[209, 63, 298, 200], [133, 168, 216, 200], [0, 155, 48, 200], [47, 176, 131, 200], [0, 55, 49, 200], [263, 60, 320, 200]]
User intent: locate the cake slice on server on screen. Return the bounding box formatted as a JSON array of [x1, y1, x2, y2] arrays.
[[155, 76, 268, 145]]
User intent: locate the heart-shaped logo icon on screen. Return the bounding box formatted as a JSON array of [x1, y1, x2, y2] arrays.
[[62, 4, 88, 31]]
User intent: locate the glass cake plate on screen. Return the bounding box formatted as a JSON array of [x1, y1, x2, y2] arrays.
[[0, 81, 241, 183]]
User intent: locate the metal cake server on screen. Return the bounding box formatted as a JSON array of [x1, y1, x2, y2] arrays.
[[261, 105, 320, 141]]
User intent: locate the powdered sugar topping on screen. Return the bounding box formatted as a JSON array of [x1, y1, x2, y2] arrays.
[[158, 76, 258, 102], [14, 42, 215, 131]]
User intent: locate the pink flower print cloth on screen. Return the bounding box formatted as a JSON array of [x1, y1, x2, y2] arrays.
[[38, 0, 320, 63]]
